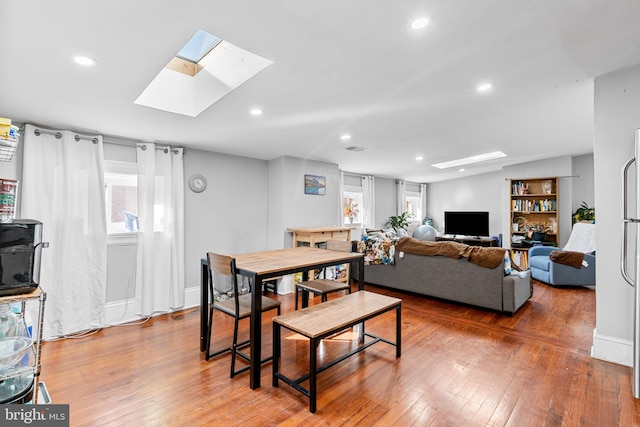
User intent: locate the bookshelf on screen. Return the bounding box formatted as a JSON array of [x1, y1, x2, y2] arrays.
[[509, 177, 559, 269]]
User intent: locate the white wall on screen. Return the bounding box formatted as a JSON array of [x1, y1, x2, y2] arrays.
[[374, 177, 396, 229], [592, 63, 640, 366], [572, 153, 595, 214], [426, 170, 503, 236], [267, 156, 341, 249], [184, 149, 269, 288]]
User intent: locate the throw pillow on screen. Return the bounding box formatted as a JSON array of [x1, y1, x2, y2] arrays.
[[504, 252, 512, 276]]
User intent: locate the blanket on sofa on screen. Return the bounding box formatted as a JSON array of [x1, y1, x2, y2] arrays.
[[395, 237, 506, 269], [549, 250, 584, 269]]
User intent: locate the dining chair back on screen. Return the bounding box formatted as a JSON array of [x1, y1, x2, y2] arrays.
[[206, 252, 281, 377]]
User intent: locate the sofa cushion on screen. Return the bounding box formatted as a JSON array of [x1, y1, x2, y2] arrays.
[[357, 235, 398, 265]]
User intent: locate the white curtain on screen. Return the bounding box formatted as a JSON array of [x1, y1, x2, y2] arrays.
[[396, 179, 406, 215], [135, 143, 185, 315], [420, 183, 428, 222], [338, 170, 345, 226], [21, 124, 107, 339], [362, 175, 375, 229]]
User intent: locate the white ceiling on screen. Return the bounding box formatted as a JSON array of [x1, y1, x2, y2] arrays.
[[1, 1, 639, 182]]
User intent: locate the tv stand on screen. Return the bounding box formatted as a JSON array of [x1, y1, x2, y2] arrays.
[[436, 235, 497, 247]]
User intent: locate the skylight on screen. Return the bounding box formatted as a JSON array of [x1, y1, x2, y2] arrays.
[[431, 151, 506, 169], [176, 29, 222, 63], [134, 29, 273, 117]]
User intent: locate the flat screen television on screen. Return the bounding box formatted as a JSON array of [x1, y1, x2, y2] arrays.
[[444, 211, 490, 237]]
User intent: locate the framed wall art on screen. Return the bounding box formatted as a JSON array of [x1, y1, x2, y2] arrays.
[[304, 174, 326, 195]]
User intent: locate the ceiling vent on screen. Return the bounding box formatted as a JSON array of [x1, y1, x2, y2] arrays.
[[345, 146, 366, 152]]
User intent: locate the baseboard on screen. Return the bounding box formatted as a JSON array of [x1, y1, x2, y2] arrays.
[[104, 286, 200, 326], [591, 327, 633, 367]]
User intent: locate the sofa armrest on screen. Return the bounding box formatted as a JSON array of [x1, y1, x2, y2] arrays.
[[528, 246, 556, 257], [583, 253, 596, 268], [502, 270, 532, 314]]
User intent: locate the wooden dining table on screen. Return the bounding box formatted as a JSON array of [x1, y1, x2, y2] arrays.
[[200, 246, 365, 389]]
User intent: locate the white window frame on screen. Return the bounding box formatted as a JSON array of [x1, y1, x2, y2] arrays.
[[343, 184, 364, 226], [104, 160, 138, 241], [405, 190, 422, 224]]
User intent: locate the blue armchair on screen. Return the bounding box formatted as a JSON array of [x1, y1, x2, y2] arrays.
[[528, 223, 596, 286]]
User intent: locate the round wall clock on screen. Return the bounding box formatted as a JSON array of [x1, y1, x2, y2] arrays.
[[188, 174, 207, 193]]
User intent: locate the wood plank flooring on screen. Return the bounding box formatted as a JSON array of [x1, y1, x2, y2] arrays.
[[39, 281, 640, 426]]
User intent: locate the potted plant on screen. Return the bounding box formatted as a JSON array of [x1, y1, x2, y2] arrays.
[[572, 201, 595, 224], [385, 212, 413, 234]]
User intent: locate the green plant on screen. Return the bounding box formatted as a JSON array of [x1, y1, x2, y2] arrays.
[[385, 212, 413, 231], [573, 201, 595, 223]]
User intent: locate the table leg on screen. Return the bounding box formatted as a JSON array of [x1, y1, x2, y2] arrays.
[[301, 269, 311, 309], [396, 304, 402, 357], [272, 322, 280, 387], [357, 258, 365, 291], [200, 258, 208, 352], [250, 272, 262, 389], [310, 337, 318, 413]]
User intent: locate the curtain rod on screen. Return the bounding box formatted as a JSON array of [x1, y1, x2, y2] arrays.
[[137, 143, 185, 155], [103, 138, 186, 154], [30, 127, 99, 144], [25, 127, 186, 154]]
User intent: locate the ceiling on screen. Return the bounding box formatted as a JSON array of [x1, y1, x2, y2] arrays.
[[2, 1, 639, 183]]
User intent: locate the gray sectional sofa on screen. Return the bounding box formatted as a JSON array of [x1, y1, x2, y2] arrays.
[[354, 238, 532, 314]]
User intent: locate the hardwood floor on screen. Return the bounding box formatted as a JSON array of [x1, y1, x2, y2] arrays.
[[40, 281, 640, 426]]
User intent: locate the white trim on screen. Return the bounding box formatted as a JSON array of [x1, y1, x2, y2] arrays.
[[104, 159, 137, 174], [107, 233, 137, 246], [591, 327, 632, 367], [104, 286, 200, 326]]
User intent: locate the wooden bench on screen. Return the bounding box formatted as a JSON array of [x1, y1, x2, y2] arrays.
[[272, 291, 402, 413]]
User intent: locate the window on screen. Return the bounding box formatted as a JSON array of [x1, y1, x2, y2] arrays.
[[405, 191, 422, 223], [105, 161, 138, 234], [343, 190, 363, 225]]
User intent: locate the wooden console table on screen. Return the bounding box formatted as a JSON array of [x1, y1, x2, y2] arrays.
[[287, 226, 354, 248], [287, 226, 355, 283]]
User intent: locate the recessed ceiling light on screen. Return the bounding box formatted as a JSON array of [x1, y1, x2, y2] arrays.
[[431, 151, 506, 169], [410, 17, 430, 30], [73, 56, 97, 66], [415, 156, 424, 161], [477, 82, 493, 92], [249, 108, 263, 116], [340, 134, 351, 141], [459, 168, 465, 172]]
